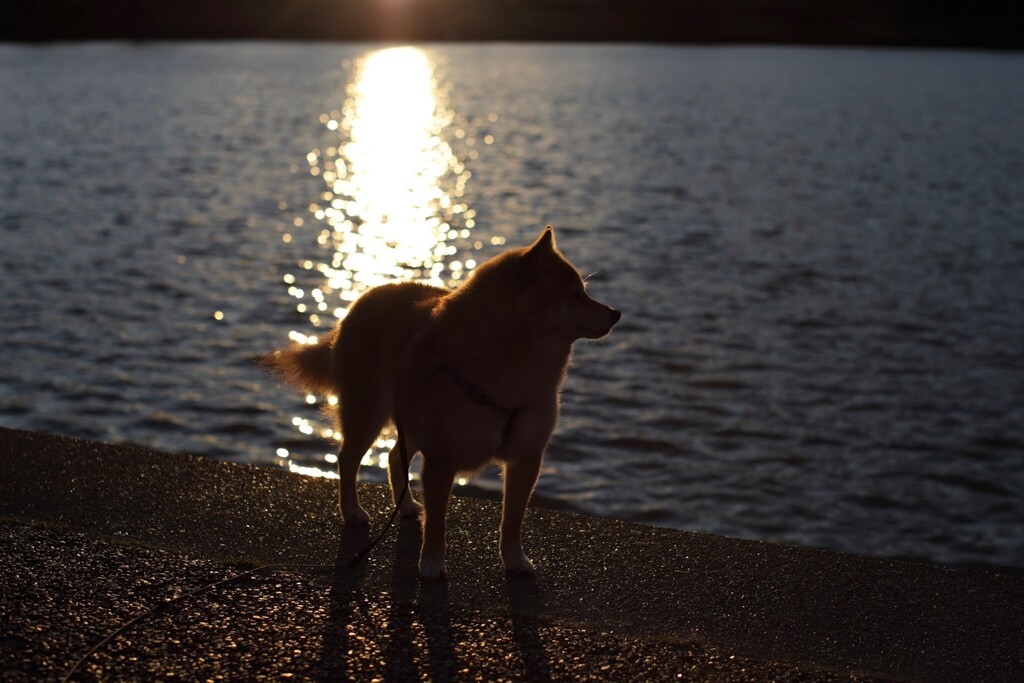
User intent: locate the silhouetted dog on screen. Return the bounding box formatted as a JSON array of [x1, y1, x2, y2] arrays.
[[266, 226, 619, 578]]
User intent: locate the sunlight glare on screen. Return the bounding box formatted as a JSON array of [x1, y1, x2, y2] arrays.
[[317, 46, 459, 301], [280, 46, 482, 474]]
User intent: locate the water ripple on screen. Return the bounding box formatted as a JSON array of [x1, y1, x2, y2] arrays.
[[0, 44, 1022, 572]]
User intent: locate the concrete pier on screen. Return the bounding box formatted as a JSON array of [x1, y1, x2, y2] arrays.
[[2, 427, 1021, 681]]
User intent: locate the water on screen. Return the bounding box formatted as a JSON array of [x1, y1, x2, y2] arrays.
[[1, 43, 1022, 572]]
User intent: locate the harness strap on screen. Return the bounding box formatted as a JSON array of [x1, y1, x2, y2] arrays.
[[436, 363, 520, 449]]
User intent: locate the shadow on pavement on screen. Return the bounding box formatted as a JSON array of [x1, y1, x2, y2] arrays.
[[505, 572, 552, 682], [314, 522, 370, 681]]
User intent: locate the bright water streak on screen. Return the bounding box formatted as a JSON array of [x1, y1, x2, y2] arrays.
[[278, 47, 480, 476]]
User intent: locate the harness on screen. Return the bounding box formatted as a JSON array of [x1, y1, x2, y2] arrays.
[[436, 363, 520, 450]]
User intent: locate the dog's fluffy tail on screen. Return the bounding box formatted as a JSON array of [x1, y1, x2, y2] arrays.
[[260, 328, 338, 397]]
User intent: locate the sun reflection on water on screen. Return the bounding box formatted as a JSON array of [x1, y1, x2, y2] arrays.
[[277, 47, 491, 478]]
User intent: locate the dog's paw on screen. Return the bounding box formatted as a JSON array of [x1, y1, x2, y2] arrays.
[[341, 505, 370, 525], [418, 556, 446, 580], [399, 498, 424, 518], [501, 551, 536, 575]]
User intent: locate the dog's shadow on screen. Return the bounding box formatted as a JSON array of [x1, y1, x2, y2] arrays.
[[505, 571, 553, 682], [312, 521, 371, 681], [383, 518, 441, 680], [315, 516, 552, 681], [313, 517, 455, 681], [384, 523, 553, 681]]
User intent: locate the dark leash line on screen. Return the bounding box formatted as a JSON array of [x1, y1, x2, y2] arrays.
[[60, 560, 334, 683]]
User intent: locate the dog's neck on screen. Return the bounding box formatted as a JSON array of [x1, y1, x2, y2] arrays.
[[434, 297, 571, 407]]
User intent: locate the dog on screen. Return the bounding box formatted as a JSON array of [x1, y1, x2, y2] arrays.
[[265, 226, 620, 578]]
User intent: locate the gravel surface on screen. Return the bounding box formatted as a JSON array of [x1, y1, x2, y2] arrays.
[[2, 428, 1022, 682], [4, 522, 873, 682]]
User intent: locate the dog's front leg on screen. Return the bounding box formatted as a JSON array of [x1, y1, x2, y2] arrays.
[[500, 451, 542, 574], [419, 459, 455, 579]]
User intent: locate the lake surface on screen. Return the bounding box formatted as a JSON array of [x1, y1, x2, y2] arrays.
[[1, 43, 1022, 572]]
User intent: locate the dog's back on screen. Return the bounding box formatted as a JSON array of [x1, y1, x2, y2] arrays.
[[264, 281, 445, 419], [334, 282, 445, 424]]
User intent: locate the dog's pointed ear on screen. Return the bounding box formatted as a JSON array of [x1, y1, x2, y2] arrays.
[[527, 226, 556, 255], [523, 226, 558, 274]]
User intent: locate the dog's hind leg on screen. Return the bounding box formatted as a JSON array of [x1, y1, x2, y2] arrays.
[[336, 431, 373, 525], [336, 396, 388, 526], [418, 458, 455, 579], [387, 437, 423, 518]]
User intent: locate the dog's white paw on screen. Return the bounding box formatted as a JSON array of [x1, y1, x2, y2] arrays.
[[501, 551, 536, 574], [399, 499, 424, 518], [418, 556, 446, 580], [341, 505, 370, 525]]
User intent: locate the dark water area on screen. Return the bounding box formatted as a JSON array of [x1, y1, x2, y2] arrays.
[[1, 43, 1022, 572]]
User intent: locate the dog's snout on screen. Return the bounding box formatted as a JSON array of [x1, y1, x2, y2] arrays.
[[610, 309, 621, 325]]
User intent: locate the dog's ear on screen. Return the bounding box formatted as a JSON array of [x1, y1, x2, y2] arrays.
[[526, 226, 556, 255], [523, 226, 558, 274]]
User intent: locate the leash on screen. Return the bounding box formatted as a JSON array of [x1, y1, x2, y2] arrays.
[[61, 561, 334, 682]]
